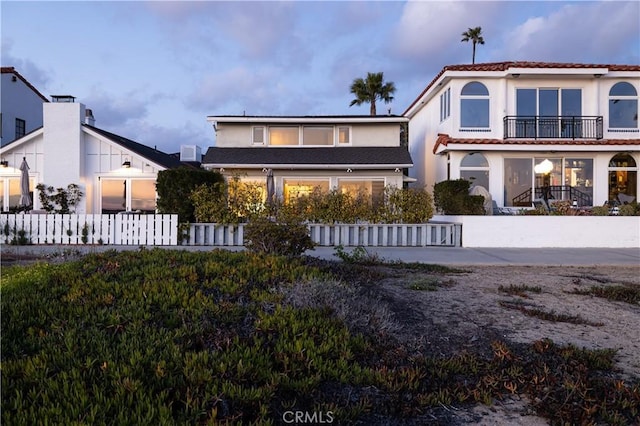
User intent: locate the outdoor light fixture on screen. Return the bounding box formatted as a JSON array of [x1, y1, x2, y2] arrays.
[[346, 168, 353, 173], [0, 160, 8, 168], [534, 159, 554, 209], [122, 159, 131, 168]]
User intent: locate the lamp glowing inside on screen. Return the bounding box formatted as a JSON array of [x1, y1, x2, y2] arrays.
[[534, 159, 553, 175]]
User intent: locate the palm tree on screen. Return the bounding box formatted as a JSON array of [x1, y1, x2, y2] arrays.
[[349, 72, 396, 115], [461, 27, 485, 64]]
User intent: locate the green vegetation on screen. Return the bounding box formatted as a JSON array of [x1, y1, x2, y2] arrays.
[[2, 250, 638, 424], [433, 179, 485, 215], [499, 300, 604, 326], [498, 284, 542, 298], [156, 167, 225, 222], [569, 284, 640, 305], [35, 182, 83, 213]]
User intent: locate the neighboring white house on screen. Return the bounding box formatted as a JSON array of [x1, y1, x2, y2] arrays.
[[404, 62, 640, 208], [1, 67, 49, 146], [0, 99, 185, 213], [201, 115, 413, 204]]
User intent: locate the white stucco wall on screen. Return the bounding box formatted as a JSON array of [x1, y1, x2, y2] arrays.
[[433, 215, 640, 248], [406, 69, 640, 199]]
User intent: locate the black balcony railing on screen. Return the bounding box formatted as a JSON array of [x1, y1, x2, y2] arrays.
[[503, 116, 603, 140], [512, 185, 593, 207]]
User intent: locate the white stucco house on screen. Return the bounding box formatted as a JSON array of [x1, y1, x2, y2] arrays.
[[201, 115, 413, 204], [405, 62, 640, 208], [0, 98, 185, 213], [1, 67, 49, 146]]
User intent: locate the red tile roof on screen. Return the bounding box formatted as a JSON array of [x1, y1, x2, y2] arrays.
[[1, 66, 49, 102], [404, 61, 640, 116], [433, 133, 640, 154]]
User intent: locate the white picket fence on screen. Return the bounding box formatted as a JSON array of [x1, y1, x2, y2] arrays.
[[0, 213, 178, 245], [183, 222, 462, 247]]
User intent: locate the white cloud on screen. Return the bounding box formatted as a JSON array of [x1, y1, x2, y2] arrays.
[[501, 2, 640, 63], [391, 1, 498, 63], [1, 38, 51, 90]]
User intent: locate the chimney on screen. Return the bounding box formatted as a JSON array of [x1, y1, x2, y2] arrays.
[[85, 109, 95, 126]]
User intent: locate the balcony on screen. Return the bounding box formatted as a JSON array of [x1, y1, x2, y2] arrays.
[[503, 116, 603, 140]]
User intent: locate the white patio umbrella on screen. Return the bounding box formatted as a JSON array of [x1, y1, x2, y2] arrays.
[[266, 168, 275, 206], [19, 157, 32, 208], [469, 185, 492, 215]]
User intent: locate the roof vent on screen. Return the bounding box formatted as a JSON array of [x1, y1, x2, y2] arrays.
[[85, 109, 95, 126], [51, 95, 76, 103], [180, 145, 201, 162]]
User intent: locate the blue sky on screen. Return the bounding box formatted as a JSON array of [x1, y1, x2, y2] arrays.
[[2, 1, 639, 154]]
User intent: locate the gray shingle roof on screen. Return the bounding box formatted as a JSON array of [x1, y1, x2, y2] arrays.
[[202, 146, 413, 168]]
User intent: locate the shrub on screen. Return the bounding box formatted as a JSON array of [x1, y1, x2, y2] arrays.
[[35, 183, 83, 213], [619, 202, 639, 216], [156, 167, 225, 222], [244, 217, 315, 256], [376, 186, 434, 223], [591, 206, 609, 216], [433, 179, 484, 215], [191, 175, 268, 224]]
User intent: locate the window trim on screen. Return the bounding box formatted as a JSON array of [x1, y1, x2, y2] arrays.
[[99, 176, 157, 214], [439, 87, 451, 122], [262, 125, 352, 146], [460, 82, 490, 130], [251, 126, 265, 145], [608, 82, 638, 130], [337, 126, 351, 145], [15, 118, 26, 140]]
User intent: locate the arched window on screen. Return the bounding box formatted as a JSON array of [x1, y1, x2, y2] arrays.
[[609, 82, 638, 129], [460, 82, 489, 128], [608, 153, 637, 204], [460, 152, 489, 189]]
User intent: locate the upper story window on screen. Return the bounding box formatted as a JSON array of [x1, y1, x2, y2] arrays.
[[303, 126, 333, 145], [15, 118, 25, 139], [338, 126, 350, 144], [263, 125, 352, 146], [609, 82, 638, 129], [252, 126, 265, 144], [460, 82, 489, 128], [440, 87, 451, 122], [269, 127, 299, 146]]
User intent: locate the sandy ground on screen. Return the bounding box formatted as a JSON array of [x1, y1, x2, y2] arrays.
[[375, 264, 640, 425]]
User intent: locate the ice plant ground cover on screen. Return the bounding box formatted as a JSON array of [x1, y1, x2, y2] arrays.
[[1, 249, 639, 425]]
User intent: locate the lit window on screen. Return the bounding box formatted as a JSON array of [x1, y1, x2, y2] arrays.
[[460, 82, 489, 128], [608, 153, 638, 204], [303, 126, 333, 145], [338, 127, 350, 144], [269, 127, 298, 146], [101, 178, 156, 213], [283, 179, 329, 203], [337, 179, 385, 206]]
